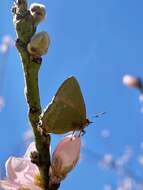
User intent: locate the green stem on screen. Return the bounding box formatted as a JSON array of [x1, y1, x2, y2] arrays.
[[12, 1, 56, 189]]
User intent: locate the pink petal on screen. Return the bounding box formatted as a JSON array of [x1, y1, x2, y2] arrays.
[[27, 184, 43, 190], [6, 157, 39, 186], [0, 179, 20, 190], [0, 179, 42, 190], [51, 135, 81, 180], [24, 142, 37, 159], [6, 157, 17, 181], [53, 135, 81, 166]]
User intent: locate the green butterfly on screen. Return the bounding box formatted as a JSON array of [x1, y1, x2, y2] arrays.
[[40, 76, 90, 134]]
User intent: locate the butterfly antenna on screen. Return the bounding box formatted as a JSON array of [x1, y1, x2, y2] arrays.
[[93, 111, 106, 118]]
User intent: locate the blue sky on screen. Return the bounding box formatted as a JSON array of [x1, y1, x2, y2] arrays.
[[1, 0, 143, 189]]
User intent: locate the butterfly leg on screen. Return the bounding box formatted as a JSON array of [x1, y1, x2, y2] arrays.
[[78, 129, 86, 137], [72, 130, 76, 137]]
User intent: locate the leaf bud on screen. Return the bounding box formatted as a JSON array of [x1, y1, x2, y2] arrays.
[[27, 31, 50, 57], [30, 3, 46, 25]]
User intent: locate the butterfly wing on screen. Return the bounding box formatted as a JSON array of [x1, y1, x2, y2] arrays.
[[54, 76, 86, 119], [41, 76, 87, 134], [42, 100, 84, 134]]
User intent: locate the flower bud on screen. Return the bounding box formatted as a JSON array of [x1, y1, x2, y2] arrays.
[[122, 75, 141, 88], [30, 3, 46, 25], [27, 31, 50, 57], [50, 135, 81, 184]]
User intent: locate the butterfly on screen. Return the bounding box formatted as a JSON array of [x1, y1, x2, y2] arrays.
[[40, 76, 91, 134]]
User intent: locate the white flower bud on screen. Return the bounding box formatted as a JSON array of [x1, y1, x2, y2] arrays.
[[122, 75, 141, 88], [30, 3, 46, 25], [50, 135, 81, 184], [27, 31, 50, 57]]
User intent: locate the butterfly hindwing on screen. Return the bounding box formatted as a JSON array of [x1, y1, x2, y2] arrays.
[[42, 100, 84, 134]]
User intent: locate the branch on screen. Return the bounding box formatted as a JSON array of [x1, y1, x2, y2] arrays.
[[12, 1, 60, 189]]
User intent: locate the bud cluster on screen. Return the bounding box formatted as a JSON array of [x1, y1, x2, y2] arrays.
[[27, 3, 50, 57]]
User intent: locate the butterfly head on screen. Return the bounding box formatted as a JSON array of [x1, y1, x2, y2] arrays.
[[85, 118, 93, 127]]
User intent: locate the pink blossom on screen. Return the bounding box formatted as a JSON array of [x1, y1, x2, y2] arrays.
[[0, 142, 42, 190], [50, 135, 81, 184]]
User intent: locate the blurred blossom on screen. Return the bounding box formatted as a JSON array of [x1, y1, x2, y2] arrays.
[[140, 107, 143, 113], [2, 36, 13, 45], [0, 142, 43, 190], [23, 129, 34, 144], [122, 75, 141, 89], [0, 36, 13, 111], [0, 35, 14, 53], [137, 155, 143, 166], [140, 142, 143, 150], [0, 96, 5, 111], [138, 94, 143, 113], [117, 177, 134, 190], [101, 129, 111, 139], [104, 184, 113, 190], [115, 147, 133, 168], [99, 153, 113, 169], [139, 94, 143, 103], [123, 75, 143, 113]]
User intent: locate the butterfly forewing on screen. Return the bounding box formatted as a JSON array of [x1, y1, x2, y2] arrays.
[[54, 76, 86, 120]]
